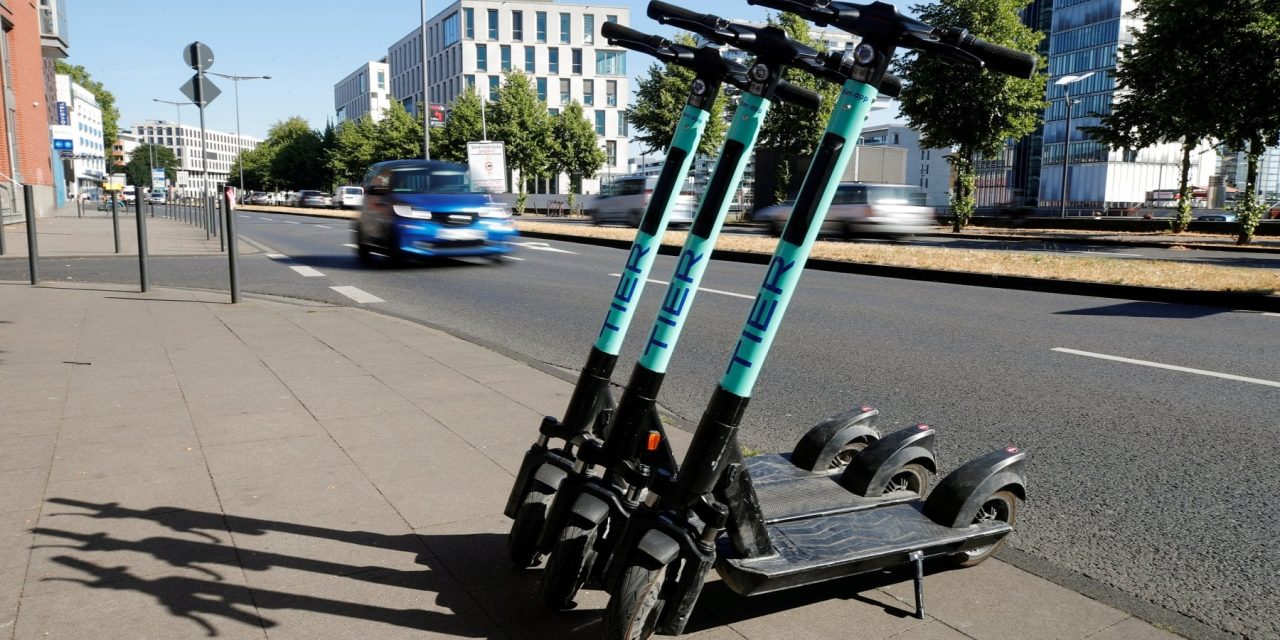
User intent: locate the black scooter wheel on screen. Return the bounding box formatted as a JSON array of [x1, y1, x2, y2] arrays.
[[541, 523, 598, 610], [950, 489, 1018, 567], [603, 562, 667, 640], [507, 490, 549, 568], [883, 463, 931, 497]]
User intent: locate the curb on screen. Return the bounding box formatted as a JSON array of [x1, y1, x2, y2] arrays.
[[519, 229, 1280, 313], [916, 231, 1280, 255], [237, 205, 357, 221]]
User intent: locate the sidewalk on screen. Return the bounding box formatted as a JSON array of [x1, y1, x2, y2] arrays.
[[0, 281, 1183, 640], [1, 202, 256, 258]]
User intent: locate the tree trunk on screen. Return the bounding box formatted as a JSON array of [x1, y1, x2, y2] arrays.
[[950, 148, 976, 233], [1173, 139, 1194, 234], [1236, 135, 1264, 245]]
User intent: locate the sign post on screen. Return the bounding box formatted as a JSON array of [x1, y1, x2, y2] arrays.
[[181, 41, 219, 241], [224, 185, 240, 303], [466, 141, 507, 193], [135, 192, 149, 292]]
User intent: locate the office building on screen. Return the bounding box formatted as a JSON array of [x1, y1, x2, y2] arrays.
[[131, 120, 262, 197], [111, 128, 139, 167], [50, 73, 104, 198], [383, 0, 631, 193], [334, 59, 391, 123], [858, 124, 953, 207], [0, 0, 68, 222], [1219, 147, 1280, 205]]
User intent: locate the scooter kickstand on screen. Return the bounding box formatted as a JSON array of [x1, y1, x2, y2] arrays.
[[909, 550, 925, 619]]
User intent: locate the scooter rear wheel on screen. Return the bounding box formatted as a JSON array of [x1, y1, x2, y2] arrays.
[[541, 523, 598, 610], [603, 562, 667, 640], [950, 489, 1018, 567], [508, 490, 549, 568], [883, 463, 931, 496]]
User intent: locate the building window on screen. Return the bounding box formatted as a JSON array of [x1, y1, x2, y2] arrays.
[[537, 77, 547, 102], [595, 110, 606, 136], [512, 10, 523, 41], [525, 47, 535, 73], [465, 74, 475, 90], [583, 14, 595, 44], [583, 79, 594, 105], [572, 48, 582, 74], [548, 107, 559, 117], [606, 80, 617, 107], [606, 140, 617, 166], [464, 8, 474, 38], [560, 13, 571, 43], [549, 48, 560, 74], [377, 70, 386, 90], [487, 9, 498, 39], [536, 12, 547, 43], [501, 45, 511, 71], [618, 111, 628, 136], [489, 75, 500, 101], [559, 78, 571, 104], [443, 12, 460, 46], [476, 44, 488, 71], [596, 50, 626, 75]]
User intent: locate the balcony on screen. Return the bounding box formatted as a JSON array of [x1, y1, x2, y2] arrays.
[[39, 0, 70, 58]]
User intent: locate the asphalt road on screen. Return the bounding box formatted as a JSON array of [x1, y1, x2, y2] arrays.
[[530, 215, 1280, 269], [4, 210, 1277, 639]]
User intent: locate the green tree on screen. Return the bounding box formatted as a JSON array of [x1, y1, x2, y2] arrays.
[[122, 144, 177, 188], [433, 88, 487, 163], [490, 71, 554, 212], [896, 0, 1046, 231], [229, 144, 275, 191], [550, 101, 607, 209], [373, 100, 425, 162], [54, 61, 119, 157], [1086, 0, 1218, 233], [757, 12, 842, 200], [328, 117, 377, 185], [626, 33, 728, 158], [266, 116, 324, 190], [1208, 0, 1280, 244], [319, 120, 338, 189]]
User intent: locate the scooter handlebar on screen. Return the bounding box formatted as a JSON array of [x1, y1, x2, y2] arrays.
[[773, 81, 822, 111], [945, 29, 1039, 79], [600, 22, 687, 63]]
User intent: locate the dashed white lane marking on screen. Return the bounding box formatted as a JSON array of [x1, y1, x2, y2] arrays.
[[511, 241, 577, 254], [266, 253, 288, 260], [1052, 347, 1280, 389], [290, 265, 325, 277], [609, 274, 753, 300], [285, 220, 300, 224], [342, 243, 358, 249], [317, 225, 332, 229], [258, 217, 272, 221], [503, 255, 525, 261], [330, 286, 384, 304], [1264, 312, 1280, 318]]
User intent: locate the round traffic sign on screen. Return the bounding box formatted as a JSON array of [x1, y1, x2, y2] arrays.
[[183, 41, 215, 71]]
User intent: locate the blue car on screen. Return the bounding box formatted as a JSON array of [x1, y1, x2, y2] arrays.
[[354, 159, 518, 263]]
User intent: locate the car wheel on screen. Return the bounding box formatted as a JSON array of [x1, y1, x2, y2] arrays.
[[354, 224, 373, 264]]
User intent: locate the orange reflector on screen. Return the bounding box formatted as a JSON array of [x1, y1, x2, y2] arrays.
[[646, 431, 662, 452]]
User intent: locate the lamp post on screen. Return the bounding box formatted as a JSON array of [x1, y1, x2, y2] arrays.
[[153, 98, 194, 200], [1054, 72, 1093, 218], [207, 73, 271, 195], [421, 0, 431, 160]]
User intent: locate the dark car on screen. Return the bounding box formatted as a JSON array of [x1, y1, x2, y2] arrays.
[[354, 159, 518, 263], [298, 190, 328, 208]]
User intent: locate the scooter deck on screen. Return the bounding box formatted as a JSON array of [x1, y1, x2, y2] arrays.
[[714, 502, 1012, 596], [745, 454, 918, 524]]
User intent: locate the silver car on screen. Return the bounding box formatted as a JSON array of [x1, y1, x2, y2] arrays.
[[587, 175, 696, 227], [754, 182, 934, 238]]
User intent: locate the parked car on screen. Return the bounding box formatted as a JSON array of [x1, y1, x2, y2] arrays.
[[354, 159, 518, 263], [1196, 213, 1237, 222], [249, 192, 272, 205], [335, 185, 364, 209], [586, 175, 697, 227], [298, 190, 328, 208], [148, 193, 166, 204], [753, 182, 934, 238]]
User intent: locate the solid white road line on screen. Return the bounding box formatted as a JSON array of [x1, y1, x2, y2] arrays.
[[342, 243, 358, 249], [1264, 312, 1280, 318], [258, 217, 272, 221], [266, 253, 288, 260], [503, 255, 525, 261], [317, 225, 332, 229], [285, 220, 300, 224], [330, 286, 384, 304], [290, 265, 325, 277], [609, 274, 753, 300], [511, 241, 577, 254], [1052, 347, 1280, 389]]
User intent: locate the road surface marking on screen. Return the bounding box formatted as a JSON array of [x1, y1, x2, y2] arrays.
[[266, 253, 288, 260], [511, 241, 577, 254], [290, 266, 325, 277], [258, 217, 273, 221], [1264, 312, 1280, 318], [1052, 348, 1280, 389], [610, 274, 753, 300], [342, 243, 358, 249], [330, 286, 384, 304], [316, 225, 332, 229], [285, 220, 300, 224], [503, 255, 525, 261]]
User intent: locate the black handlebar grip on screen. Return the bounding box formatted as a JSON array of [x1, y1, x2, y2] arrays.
[[774, 81, 822, 111], [965, 37, 1038, 79], [600, 22, 667, 51], [648, 0, 707, 24], [878, 73, 902, 99]]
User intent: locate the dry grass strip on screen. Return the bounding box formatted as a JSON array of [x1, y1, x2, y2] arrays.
[[515, 221, 1280, 295]]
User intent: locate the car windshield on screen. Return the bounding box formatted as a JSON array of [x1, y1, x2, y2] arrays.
[[389, 167, 474, 194]]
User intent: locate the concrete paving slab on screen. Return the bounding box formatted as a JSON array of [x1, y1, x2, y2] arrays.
[[880, 559, 1130, 639], [1086, 616, 1182, 639], [887, 621, 976, 639], [374, 463, 511, 530], [415, 514, 523, 593], [260, 351, 367, 383], [48, 433, 202, 484], [421, 397, 545, 449], [317, 411, 452, 450], [215, 465, 387, 522], [470, 571, 608, 640], [368, 366, 496, 404], [0, 467, 47, 514], [57, 409, 195, 446], [184, 389, 307, 424], [177, 370, 295, 404], [202, 434, 353, 483], [44, 465, 221, 518], [0, 434, 55, 472], [284, 374, 421, 421], [58, 390, 189, 420], [0, 508, 38, 571], [697, 580, 933, 640], [0, 408, 63, 438], [0, 564, 27, 635], [190, 407, 322, 445]]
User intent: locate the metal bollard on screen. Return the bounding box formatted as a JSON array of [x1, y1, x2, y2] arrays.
[[111, 195, 121, 254], [23, 185, 38, 284], [135, 196, 149, 292], [224, 188, 240, 303]]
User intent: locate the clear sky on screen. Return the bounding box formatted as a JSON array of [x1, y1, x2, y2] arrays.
[[65, 0, 915, 140]]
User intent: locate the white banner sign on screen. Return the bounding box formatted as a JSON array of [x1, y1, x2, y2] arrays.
[[467, 141, 507, 193]]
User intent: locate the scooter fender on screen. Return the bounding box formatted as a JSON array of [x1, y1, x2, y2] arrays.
[[841, 424, 937, 497], [923, 447, 1027, 528], [536, 475, 588, 551], [788, 405, 881, 472], [634, 528, 682, 569], [503, 451, 570, 519]]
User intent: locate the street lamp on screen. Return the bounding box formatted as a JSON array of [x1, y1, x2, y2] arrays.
[[420, 0, 431, 160], [1054, 72, 1094, 218], [207, 73, 271, 196], [153, 98, 194, 198]]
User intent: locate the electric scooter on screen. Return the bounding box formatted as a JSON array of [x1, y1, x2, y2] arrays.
[[536, 5, 924, 611], [599, 3, 1040, 638], [502, 21, 825, 569]]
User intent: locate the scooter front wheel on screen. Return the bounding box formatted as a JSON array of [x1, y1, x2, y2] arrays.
[[603, 562, 668, 640], [541, 522, 599, 610], [950, 489, 1018, 567], [507, 490, 549, 568]]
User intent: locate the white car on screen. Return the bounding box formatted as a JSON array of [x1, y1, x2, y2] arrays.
[[754, 182, 935, 238], [587, 175, 696, 227], [335, 185, 364, 209]]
